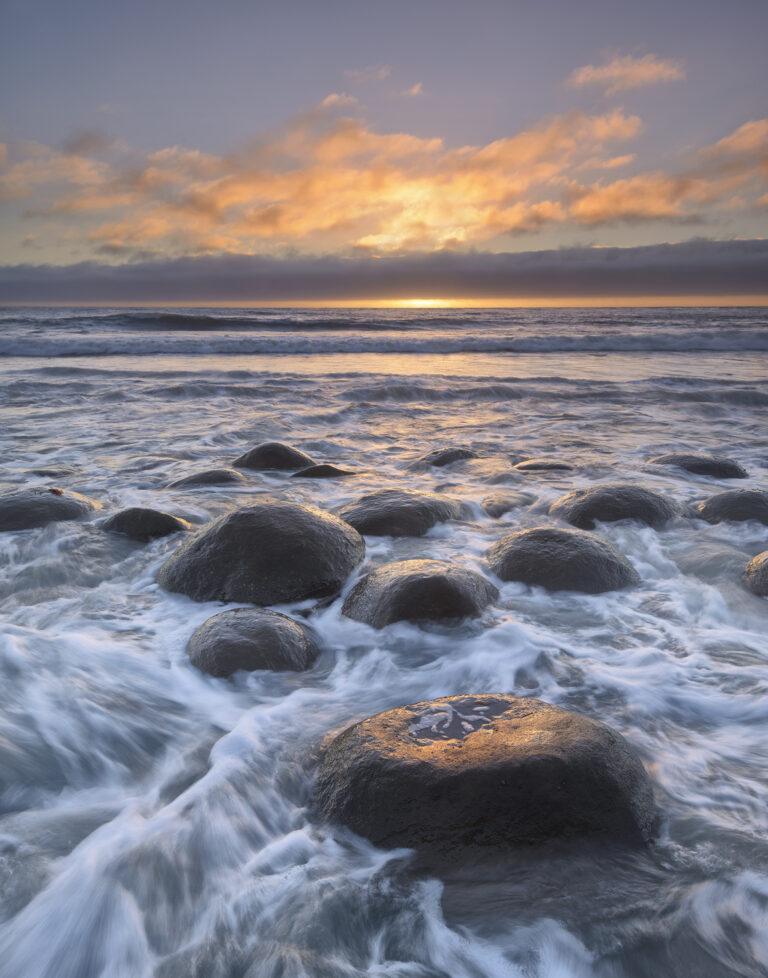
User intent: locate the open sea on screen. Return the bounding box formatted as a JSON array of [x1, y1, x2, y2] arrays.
[[1, 305, 767, 978]]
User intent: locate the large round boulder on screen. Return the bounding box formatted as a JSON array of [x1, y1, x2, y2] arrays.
[[103, 507, 191, 542], [745, 552, 768, 597], [487, 527, 639, 594], [550, 484, 679, 529], [341, 559, 498, 628], [167, 468, 246, 489], [157, 500, 365, 604], [417, 447, 477, 467], [0, 486, 101, 532], [234, 442, 316, 471], [337, 488, 469, 537], [315, 694, 655, 850], [695, 489, 768, 526], [648, 453, 747, 479], [187, 608, 320, 677]]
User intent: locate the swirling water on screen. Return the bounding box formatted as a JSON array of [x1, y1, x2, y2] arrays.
[[1, 305, 767, 977]]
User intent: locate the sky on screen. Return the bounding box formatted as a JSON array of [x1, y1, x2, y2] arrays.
[[1, 0, 767, 303]]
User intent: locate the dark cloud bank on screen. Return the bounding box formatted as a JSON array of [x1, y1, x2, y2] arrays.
[[1, 239, 766, 304]]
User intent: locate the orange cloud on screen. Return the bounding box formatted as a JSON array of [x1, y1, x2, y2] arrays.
[[566, 53, 685, 95]]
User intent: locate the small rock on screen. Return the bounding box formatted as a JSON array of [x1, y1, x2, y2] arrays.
[[514, 458, 573, 472], [550, 484, 679, 529], [0, 486, 101, 532], [291, 464, 354, 479], [234, 442, 316, 471], [745, 552, 768, 596], [482, 491, 536, 518], [648, 453, 747, 479], [695, 489, 768, 526], [337, 488, 469, 537], [103, 507, 191, 542], [167, 469, 246, 489], [417, 448, 477, 467]]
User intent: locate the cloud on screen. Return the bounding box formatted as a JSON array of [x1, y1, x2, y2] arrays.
[[401, 83, 424, 97], [566, 54, 685, 95], [60, 129, 116, 157], [344, 65, 391, 84], [0, 239, 765, 303]]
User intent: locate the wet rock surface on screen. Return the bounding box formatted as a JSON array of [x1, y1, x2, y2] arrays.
[[745, 551, 768, 596], [102, 507, 191, 542], [481, 491, 536, 518], [337, 488, 469, 537], [0, 486, 101, 531], [648, 453, 748, 479], [417, 448, 477, 467], [187, 607, 320, 677], [341, 558, 498, 627], [514, 458, 574, 471], [166, 468, 246, 489], [315, 694, 655, 850], [550, 484, 679, 529], [487, 526, 639, 594], [695, 489, 768, 525], [234, 441, 316, 471], [157, 500, 365, 603], [291, 464, 354, 479]]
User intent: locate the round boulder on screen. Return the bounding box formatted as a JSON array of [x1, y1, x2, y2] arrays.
[[417, 448, 477, 467], [482, 490, 536, 518], [648, 453, 747, 479], [291, 464, 353, 479], [103, 507, 191, 542], [695, 489, 768, 526], [745, 552, 768, 597], [550, 484, 679, 529], [167, 468, 246, 489], [0, 486, 101, 532], [487, 526, 639, 594], [315, 694, 655, 849], [342, 559, 498, 628], [187, 608, 320, 677], [157, 500, 365, 604], [234, 442, 316, 471], [337, 488, 469, 537], [514, 458, 573, 472]]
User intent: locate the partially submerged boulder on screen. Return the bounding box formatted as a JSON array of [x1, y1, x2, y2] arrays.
[[157, 500, 364, 603], [695, 489, 768, 526], [648, 453, 747, 479], [167, 468, 246, 489], [0, 486, 101, 532], [103, 507, 191, 542], [550, 484, 679, 529], [487, 527, 639, 594], [745, 552, 768, 596], [291, 464, 353, 479], [315, 694, 655, 850], [187, 608, 320, 677], [514, 458, 573, 472], [342, 559, 498, 628], [482, 491, 536, 518], [234, 442, 316, 471], [417, 448, 477, 468], [337, 488, 469, 537]]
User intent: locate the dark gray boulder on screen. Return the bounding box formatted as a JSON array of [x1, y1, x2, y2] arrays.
[[418, 448, 477, 467], [0, 487, 101, 532], [157, 500, 365, 604], [482, 491, 536, 518], [745, 552, 768, 596], [487, 526, 639, 594], [550, 484, 679, 529], [514, 458, 573, 472], [167, 468, 247, 489], [648, 453, 748, 479], [315, 694, 655, 850], [291, 464, 354, 479], [187, 608, 320, 677], [337, 488, 469, 537], [341, 559, 498, 628], [695, 489, 768, 526], [103, 507, 191, 542], [234, 442, 316, 471]]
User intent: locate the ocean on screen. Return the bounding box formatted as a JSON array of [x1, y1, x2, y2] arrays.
[[1, 305, 767, 977]]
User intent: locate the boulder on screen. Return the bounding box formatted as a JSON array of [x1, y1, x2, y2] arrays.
[[341, 559, 498, 628], [0, 486, 101, 532], [157, 500, 364, 604], [745, 552, 768, 597], [315, 694, 655, 850], [417, 448, 477, 467], [695, 489, 768, 526], [102, 507, 191, 542], [186, 608, 320, 677], [482, 491, 536, 518], [514, 458, 573, 472], [234, 442, 316, 471], [648, 453, 747, 479], [550, 484, 679, 529], [291, 464, 354, 479], [487, 527, 639, 594], [337, 488, 469, 537], [167, 468, 246, 489]]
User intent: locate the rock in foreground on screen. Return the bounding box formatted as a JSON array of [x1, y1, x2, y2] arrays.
[[187, 608, 320, 677], [648, 453, 747, 479], [337, 488, 468, 537], [550, 484, 678, 529], [695, 489, 768, 526], [745, 551, 768, 597], [0, 486, 101, 532], [488, 527, 639, 593], [315, 694, 655, 850], [103, 507, 191, 542], [167, 468, 246, 489], [482, 491, 536, 518], [342, 558, 498, 627], [234, 441, 316, 471], [157, 500, 364, 603]]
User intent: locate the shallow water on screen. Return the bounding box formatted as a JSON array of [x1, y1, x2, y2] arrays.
[[1, 306, 767, 977]]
